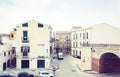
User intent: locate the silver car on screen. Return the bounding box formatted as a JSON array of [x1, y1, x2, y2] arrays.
[[39, 71, 54, 77]]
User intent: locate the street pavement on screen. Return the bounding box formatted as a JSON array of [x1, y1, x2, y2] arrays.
[[55, 55, 95, 77], [2, 54, 120, 77], [55, 54, 120, 77]]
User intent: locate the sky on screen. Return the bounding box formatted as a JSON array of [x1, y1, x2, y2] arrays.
[[0, 0, 120, 33]]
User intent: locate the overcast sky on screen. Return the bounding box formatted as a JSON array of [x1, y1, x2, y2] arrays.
[[0, 0, 120, 33]]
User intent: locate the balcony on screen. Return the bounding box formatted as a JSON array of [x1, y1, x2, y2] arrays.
[[66, 46, 71, 48], [16, 55, 29, 59], [38, 56, 45, 59], [22, 56, 29, 58], [22, 40, 29, 43], [22, 37, 29, 43]]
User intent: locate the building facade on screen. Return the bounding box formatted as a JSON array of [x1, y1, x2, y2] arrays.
[[55, 31, 71, 54], [0, 34, 16, 71], [11, 20, 54, 69], [71, 23, 120, 73]]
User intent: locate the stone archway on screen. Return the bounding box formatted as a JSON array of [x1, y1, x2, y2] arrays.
[[99, 52, 120, 73]]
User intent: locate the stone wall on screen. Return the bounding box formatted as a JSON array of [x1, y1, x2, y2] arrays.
[[92, 58, 100, 72]]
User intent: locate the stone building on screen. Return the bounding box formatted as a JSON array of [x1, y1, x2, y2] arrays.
[[0, 34, 16, 71], [55, 31, 71, 54], [71, 23, 120, 73]]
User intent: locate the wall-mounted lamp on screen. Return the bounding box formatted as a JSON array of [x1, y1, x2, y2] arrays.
[[91, 48, 95, 52]]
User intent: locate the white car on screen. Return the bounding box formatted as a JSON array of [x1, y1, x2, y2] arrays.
[[39, 71, 54, 77]]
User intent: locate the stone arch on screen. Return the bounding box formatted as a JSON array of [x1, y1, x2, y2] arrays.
[[99, 52, 120, 73], [98, 51, 120, 59]]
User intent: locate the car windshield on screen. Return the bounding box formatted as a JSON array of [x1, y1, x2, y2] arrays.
[[42, 72, 49, 75]]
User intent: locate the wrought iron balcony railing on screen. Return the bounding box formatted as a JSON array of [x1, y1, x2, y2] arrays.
[[21, 37, 29, 43]]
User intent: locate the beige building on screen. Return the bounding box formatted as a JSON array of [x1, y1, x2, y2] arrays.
[[71, 23, 120, 73], [55, 31, 71, 54], [0, 34, 10, 44], [11, 20, 54, 69], [0, 34, 16, 71]]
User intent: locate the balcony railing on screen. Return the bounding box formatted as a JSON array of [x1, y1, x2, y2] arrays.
[[22, 56, 29, 58], [38, 56, 45, 58], [21, 37, 29, 43], [79, 43, 120, 49], [90, 44, 120, 47]]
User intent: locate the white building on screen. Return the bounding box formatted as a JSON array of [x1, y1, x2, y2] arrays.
[[55, 31, 71, 54], [0, 34, 10, 44], [71, 23, 120, 71], [12, 20, 54, 69]]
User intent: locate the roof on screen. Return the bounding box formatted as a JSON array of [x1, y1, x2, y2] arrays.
[[88, 23, 120, 30], [56, 31, 71, 34], [0, 34, 10, 37]]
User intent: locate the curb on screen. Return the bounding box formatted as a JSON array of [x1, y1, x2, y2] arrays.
[[75, 64, 98, 74]]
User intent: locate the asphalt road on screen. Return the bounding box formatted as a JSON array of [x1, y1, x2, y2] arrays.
[[55, 55, 94, 77], [55, 55, 120, 77]]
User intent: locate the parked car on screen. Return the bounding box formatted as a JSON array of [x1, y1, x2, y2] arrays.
[[18, 72, 34, 77], [39, 71, 54, 77], [28, 74, 34, 77], [0, 74, 13, 77], [58, 52, 64, 60]]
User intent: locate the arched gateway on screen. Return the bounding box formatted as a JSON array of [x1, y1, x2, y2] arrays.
[[99, 53, 120, 73]]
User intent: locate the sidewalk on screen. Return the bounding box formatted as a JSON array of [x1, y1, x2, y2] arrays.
[[84, 70, 98, 74], [70, 55, 98, 74]]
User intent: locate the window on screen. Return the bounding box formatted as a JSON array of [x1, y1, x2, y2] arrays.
[[66, 39, 69, 41], [83, 33, 85, 39], [38, 23, 43, 27], [46, 49, 48, 53], [66, 36, 68, 38], [8, 51, 10, 55], [22, 31, 29, 42], [83, 42, 85, 46], [79, 51, 81, 59], [21, 46, 30, 56], [22, 23, 28, 27], [76, 51, 78, 55], [76, 34, 78, 39], [79, 51, 81, 56], [12, 47, 16, 54], [86, 42, 90, 46], [23, 31, 28, 40], [80, 33, 82, 38], [86, 32, 88, 39], [11, 34, 14, 38], [74, 42, 75, 47], [14, 28, 17, 31], [4, 52, 6, 56], [80, 42, 81, 46], [80, 33, 81, 38], [76, 42, 78, 47], [66, 36, 69, 41]]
